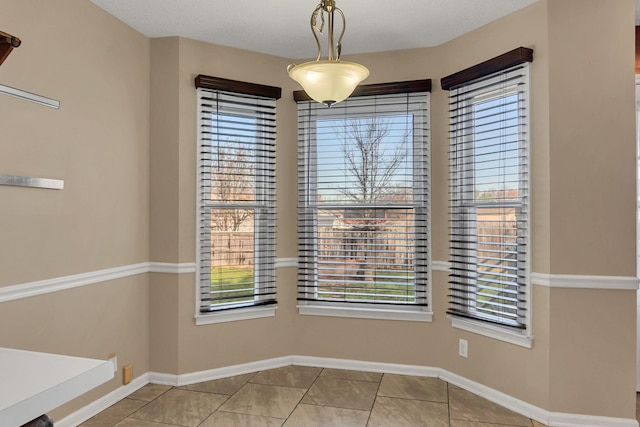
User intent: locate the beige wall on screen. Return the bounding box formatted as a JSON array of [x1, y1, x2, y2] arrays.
[[0, 0, 150, 282], [0, 0, 151, 419], [544, 0, 637, 417], [547, 0, 636, 277], [148, 37, 299, 374], [0, 0, 636, 422]]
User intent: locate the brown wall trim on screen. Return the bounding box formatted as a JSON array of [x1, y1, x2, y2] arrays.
[[440, 47, 533, 90], [293, 79, 432, 103], [195, 75, 282, 100]]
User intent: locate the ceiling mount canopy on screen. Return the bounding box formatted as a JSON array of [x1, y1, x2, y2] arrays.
[[287, 0, 369, 107]]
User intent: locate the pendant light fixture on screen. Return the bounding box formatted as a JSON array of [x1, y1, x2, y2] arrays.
[[287, 0, 369, 107]]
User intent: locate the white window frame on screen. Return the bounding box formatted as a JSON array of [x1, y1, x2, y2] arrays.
[[194, 84, 278, 325], [296, 93, 432, 322], [447, 63, 532, 347]]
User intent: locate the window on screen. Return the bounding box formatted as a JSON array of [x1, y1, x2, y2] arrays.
[[296, 82, 431, 321], [195, 75, 280, 323], [443, 48, 532, 342]]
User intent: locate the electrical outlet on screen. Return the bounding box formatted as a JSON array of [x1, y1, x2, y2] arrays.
[[459, 339, 468, 358], [108, 353, 117, 373]]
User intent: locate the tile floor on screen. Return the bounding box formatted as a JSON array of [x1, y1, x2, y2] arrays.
[[80, 366, 548, 426]]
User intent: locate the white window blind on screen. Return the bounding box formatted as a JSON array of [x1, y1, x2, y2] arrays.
[[196, 76, 279, 313], [297, 86, 431, 309], [445, 57, 531, 330]]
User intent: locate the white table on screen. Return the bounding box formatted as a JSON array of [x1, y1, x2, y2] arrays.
[[0, 347, 114, 426]]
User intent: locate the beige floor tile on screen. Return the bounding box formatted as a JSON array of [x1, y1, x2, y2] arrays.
[[88, 370, 552, 427], [200, 410, 284, 427], [368, 396, 449, 427], [283, 403, 369, 427], [182, 372, 255, 395], [219, 383, 306, 418], [377, 374, 448, 403], [449, 388, 532, 426], [130, 388, 228, 427], [250, 365, 322, 388], [301, 377, 378, 411], [114, 418, 176, 426], [80, 398, 147, 426], [127, 384, 172, 402], [319, 368, 383, 383]]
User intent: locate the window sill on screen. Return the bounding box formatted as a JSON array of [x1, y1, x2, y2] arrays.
[[195, 306, 277, 325], [449, 316, 533, 348], [298, 304, 432, 322]]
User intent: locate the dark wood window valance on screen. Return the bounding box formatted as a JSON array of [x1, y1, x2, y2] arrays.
[[195, 74, 282, 100], [293, 79, 432, 103], [441, 47, 533, 90], [0, 31, 21, 66]]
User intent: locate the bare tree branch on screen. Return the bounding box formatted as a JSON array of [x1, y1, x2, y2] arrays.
[[337, 117, 408, 204], [209, 144, 254, 231]]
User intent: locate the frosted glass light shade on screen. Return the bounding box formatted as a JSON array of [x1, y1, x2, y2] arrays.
[[288, 60, 369, 106]]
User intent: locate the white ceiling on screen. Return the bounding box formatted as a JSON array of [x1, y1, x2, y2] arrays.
[[89, 0, 539, 59]]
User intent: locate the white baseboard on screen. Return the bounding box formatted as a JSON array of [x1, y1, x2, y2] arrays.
[[149, 356, 294, 387], [54, 373, 149, 427], [56, 357, 639, 427], [291, 355, 441, 377], [547, 412, 639, 427]]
